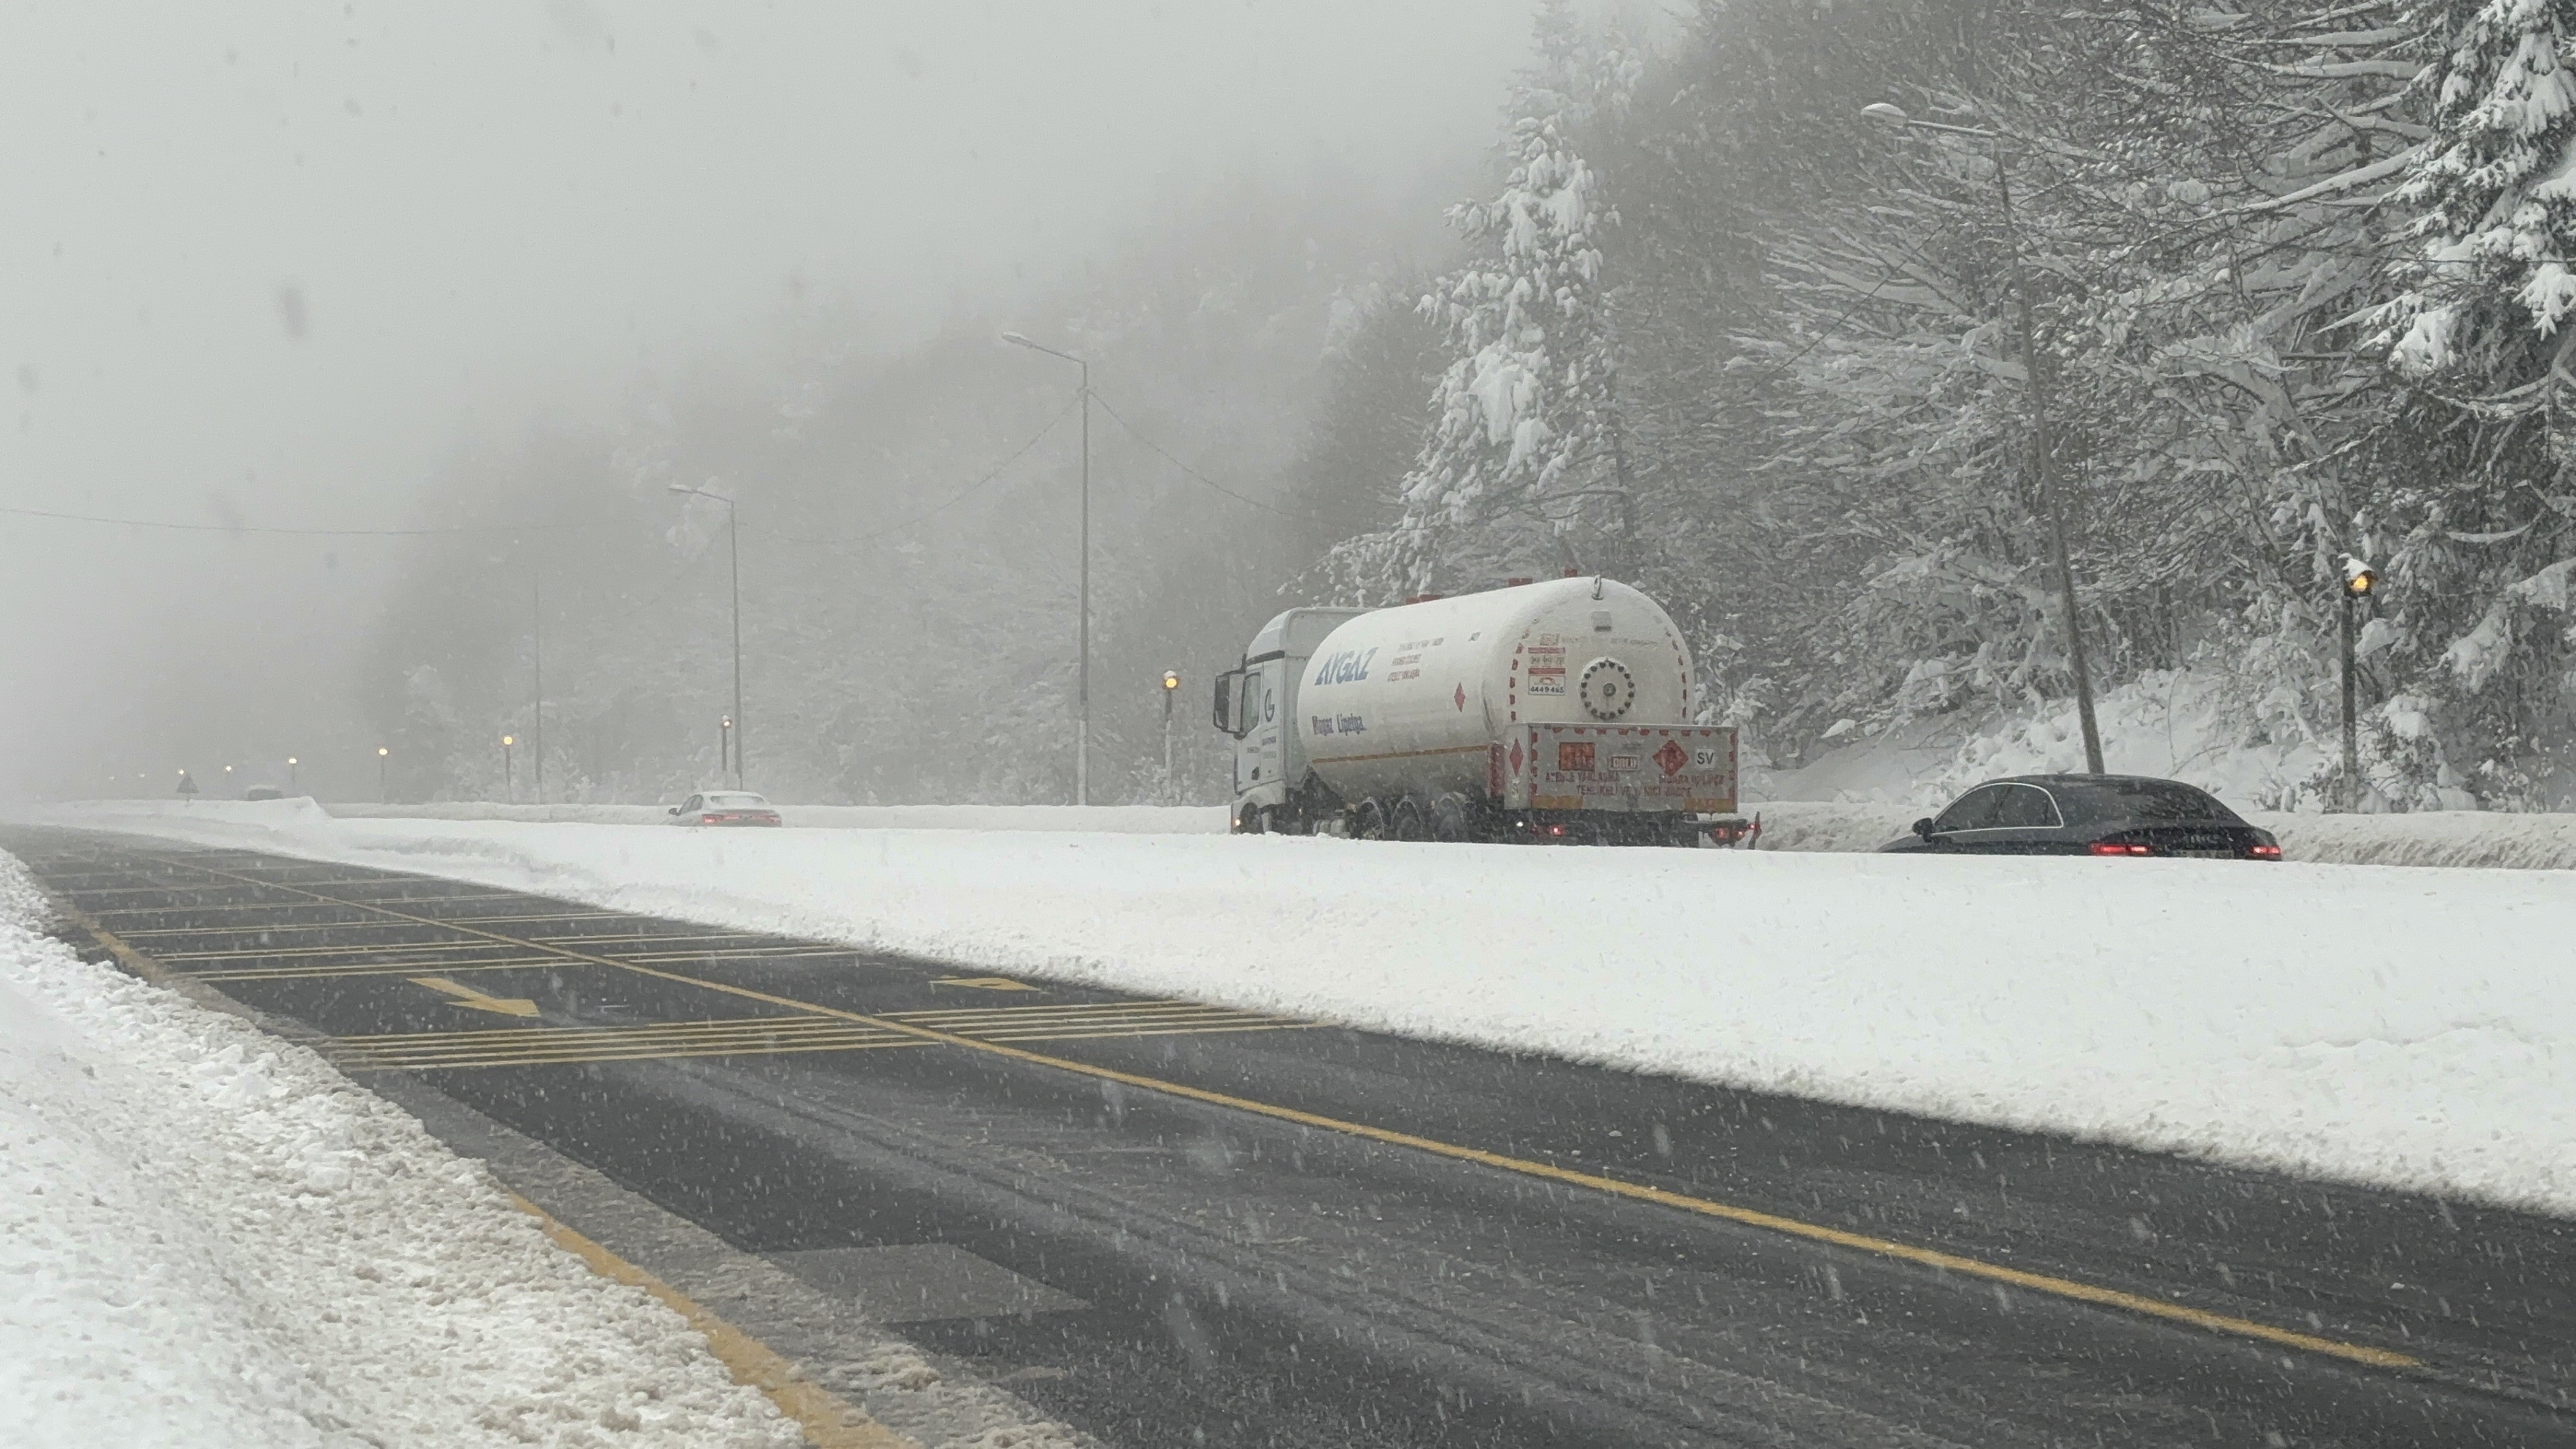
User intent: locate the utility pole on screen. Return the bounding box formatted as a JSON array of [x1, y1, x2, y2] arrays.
[[501, 735, 514, 801], [1004, 331, 1092, 805], [1161, 670, 1180, 793], [1866, 102, 2103, 774], [377, 746, 389, 803], [531, 577, 544, 805], [728, 506, 743, 789], [670, 484, 745, 790]]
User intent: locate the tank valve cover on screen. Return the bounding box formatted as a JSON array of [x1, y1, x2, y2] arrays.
[[1579, 657, 1637, 721]]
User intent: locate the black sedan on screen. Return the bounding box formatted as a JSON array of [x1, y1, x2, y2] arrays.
[[1879, 774, 2282, 859]]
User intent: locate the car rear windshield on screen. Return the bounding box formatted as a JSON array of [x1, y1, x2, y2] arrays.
[[705, 793, 768, 807], [2052, 779, 2241, 826]]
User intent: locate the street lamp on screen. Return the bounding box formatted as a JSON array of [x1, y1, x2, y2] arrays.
[[720, 715, 733, 780], [2340, 557, 2378, 812], [377, 746, 391, 803], [1865, 102, 2104, 774], [671, 483, 746, 789], [1161, 670, 1181, 786], [1004, 329, 1093, 805], [501, 735, 515, 801], [287, 756, 299, 795]]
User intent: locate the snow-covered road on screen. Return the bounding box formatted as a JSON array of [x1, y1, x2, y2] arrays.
[[0, 847, 797, 1448], [42, 800, 2576, 1218]]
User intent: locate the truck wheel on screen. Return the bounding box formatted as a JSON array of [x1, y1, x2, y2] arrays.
[[1241, 807, 1268, 835], [1390, 797, 1428, 842], [1431, 793, 1471, 843], [1353, 798, 1388, 840]]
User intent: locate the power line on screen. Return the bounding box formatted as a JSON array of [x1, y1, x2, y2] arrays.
[[1087, 392, 1333, 523], [743, 395, 1082, 549], [0, 502, 599, 538]]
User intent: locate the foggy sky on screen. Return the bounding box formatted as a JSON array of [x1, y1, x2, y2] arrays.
[[0, 0, 1535, 801]]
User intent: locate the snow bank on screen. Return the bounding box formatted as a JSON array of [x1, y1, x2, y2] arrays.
[[67, 796, 2576, 869], [96, 798, 1231, 834], [0, 848, 795, 1449], [1760, 669, 2333, 808], [42, 809, 2576, 1217], [1740, 799, 2576, 869]]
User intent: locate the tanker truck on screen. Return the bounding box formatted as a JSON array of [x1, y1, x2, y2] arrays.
[[1210, 577, 1740, 844]]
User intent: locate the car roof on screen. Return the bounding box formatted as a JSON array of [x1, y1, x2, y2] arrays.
[[1983, 774, 2212, 790]]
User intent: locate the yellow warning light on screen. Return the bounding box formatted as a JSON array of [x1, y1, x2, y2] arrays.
[[501, 735, 514, 746], [1162, 670, 1180, 690]]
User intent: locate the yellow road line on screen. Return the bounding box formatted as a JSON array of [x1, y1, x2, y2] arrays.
[[970, 1022, 1322, 1044], [886, 1000, 1213, 1022], [506, 1195, 911, 1449], [341, 1029, 915, 1057], [154, 938, 531, 962], [115, 911, 622, 938], [334, 1014, 847, 1045], [341, 1039, 933, 1071], [150, 855, 2424, 1374], [189, 958, 574, 983]]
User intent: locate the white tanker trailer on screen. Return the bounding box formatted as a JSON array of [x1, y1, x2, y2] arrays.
[[1210, 577, 1741, 843]]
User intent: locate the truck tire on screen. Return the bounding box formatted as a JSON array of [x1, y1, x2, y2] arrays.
[[1353, 798, 1388, 840], [1242, 807, 1269, 835], [1431, 793, 1471, 843], [1390, 797, 1428, 842]]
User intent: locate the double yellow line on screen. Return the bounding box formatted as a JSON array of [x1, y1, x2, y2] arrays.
[[133, 854, 2423, 1374]]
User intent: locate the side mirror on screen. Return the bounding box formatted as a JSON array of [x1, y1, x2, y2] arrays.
[[1912, 817, 1936, 839], [667, 806, 681, 815]]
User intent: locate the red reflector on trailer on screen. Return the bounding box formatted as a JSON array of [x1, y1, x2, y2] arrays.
[[2089, 842, 2151, 856], [2250, 844, 2282, 858]]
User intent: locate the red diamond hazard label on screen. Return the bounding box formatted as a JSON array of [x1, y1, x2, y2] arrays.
[[1508, 738, 1524, 774], [1654, 739, 1690, 777], [1453, 683, 1467, 711]]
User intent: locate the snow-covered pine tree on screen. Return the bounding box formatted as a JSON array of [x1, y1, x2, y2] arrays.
[[2383, 0, 2576, 380], [1324, 1, 1641, 599], [2364, 0, 2576, 805]]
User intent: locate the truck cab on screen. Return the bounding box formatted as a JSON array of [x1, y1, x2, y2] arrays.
[[1211, 606, 1363, 832]]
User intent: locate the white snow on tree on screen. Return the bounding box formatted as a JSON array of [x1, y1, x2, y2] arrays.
[[2383, 0, 2576, 377], [1326, 0, 1641, 599]]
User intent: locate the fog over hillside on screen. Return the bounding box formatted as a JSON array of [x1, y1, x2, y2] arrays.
[[0, 0, 1531, 803]]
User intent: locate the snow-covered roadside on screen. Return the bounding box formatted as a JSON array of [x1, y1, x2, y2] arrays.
[[1742, 798, 2576, 869], [329, 801, 1230, 833], [65, 796, 2576, 869], [41, 806, 2576, 1218], [0, 849, 796, 1449]]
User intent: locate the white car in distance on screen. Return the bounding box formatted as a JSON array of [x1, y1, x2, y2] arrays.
[[667, 791, 782, 827]]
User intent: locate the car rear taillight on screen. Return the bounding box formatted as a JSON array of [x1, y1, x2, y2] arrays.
[[2248, 843, 2282, 859], [703, 812, 736, 823], [2088, 842, 2152, 856]]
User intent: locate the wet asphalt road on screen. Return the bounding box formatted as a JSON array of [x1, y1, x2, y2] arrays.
[[11, 826, 2573, 1449]]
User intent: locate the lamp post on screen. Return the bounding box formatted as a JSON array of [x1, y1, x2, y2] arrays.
[[287, 756, 299, 795], [1864, 102, 2104, 774], [501, 735, 515, 801], [377, 746, 390, 803], [531, 577, 544, 806], [720, 715, 733, 781], [1161, 670, 1180, 788], [1003, 330, 1093, 806], [2340, 557, 2378, 812], [670, 484, 745, 789]]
